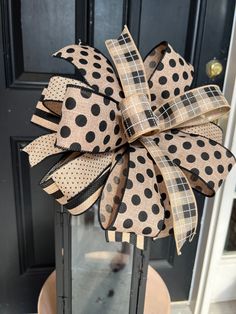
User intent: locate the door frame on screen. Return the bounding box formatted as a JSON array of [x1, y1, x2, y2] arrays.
[[187, 6, 236, 313]]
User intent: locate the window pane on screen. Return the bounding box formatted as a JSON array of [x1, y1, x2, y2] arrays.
[[21, 0, 75, 73], [71, 205, 133, 313], [94, 0, 123, 55]]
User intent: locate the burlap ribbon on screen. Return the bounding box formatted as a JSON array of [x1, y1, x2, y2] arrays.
[[23, 26, 235, 254]]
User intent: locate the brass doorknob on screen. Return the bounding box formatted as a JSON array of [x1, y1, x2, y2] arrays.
[[206, 60, 223, 79]]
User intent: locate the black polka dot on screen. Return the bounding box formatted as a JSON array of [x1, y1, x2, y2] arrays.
[[93, 62, 101, 68], [165, 210, 171, 219], [115, 138, 122, 146], [214, 151, 221, 159], [75, 114, 87, 127], [106, 76, 114, 83], [208, 181, 215, 189], [99, 120, 107, 132], [157, 62, 164, 71], [110, 110, 115, 121], [129, 160, 135, 168], [183, 142, 192, 149], [187, 155, 196, 163], [66, 57, 73, 62], [80, 50, 88, 56], [164, 134, 173, 140], [136, 173, 144, 183], [81, 88, 92, 98], [103, 135, 110, 145], [114, 124, 120, 135], [218, 179, 223, 187], [94, 54, 101, 60], [86, 131, 95, 143], [131, 194, 141, 205], [173, 158, 181, 165], [142, 227, 152, 235], [156, 175, 163, 183], [217, 165, 224, 173], [149, 61, 156, 68], [190, 168, 199, 181], [92, 72, 101, 79], [107, 67, 114, 73], [201, 152, 209, 160], [161, 90, 170, 99], [152, 204, 160, 214], [119, 202, 127, 213], [172, 73, 179, 82], [144, 188, 152, 198], [92, 146, 100, 153], [226, 150, 232, 158], [157, 220, 164, 230], [197, 140, 205, 147], [168, 145, 177, 153], [151, 94, 156, 101], [123, 219, 133, 228], [127, 179, 133, 189], [65, 97, 76, 110], [105, 87, 114, 96], [184, 85, 190, 92], [205, 166, 213, 175], [138, 211, 148, 222], [79, 68, 86, 76], [174, 88, 180, 96], [183, 71, 189, 80], [228, 164, 233, 171], [209, 139, 217, 146], [179, 58, 184, 66], [154, 183, 158, 193], [137, 156, 146, 164], [169, 59, 176, 67], [60, 126, 71, 138], [103, 98, 110, 106], [70, 142, 81, 151], [148, 80, 153, 88], [91, 104, 100, 116], [161, 193, 166, 201], [159, 76, 167, 85], [66, 48, 75, 53], [79, 58, 87, 64], [146, 169, 154, 178]]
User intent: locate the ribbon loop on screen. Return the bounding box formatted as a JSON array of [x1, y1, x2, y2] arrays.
[[120, 93, 159, 143]]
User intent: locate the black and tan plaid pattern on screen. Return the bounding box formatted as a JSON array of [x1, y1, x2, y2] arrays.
[[105, 25, 150, 99], [119, 93, 159, 142], [140, 136, 197, 254], [155, 85, 229, 131]]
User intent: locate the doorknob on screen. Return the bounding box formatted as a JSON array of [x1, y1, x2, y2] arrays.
[[206, 59, 223, 79]]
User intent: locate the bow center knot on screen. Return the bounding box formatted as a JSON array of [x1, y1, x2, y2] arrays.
[[119, 93, 159, 143]]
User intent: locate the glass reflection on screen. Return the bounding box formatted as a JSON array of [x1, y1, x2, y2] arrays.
[[224, 199, 236, 252], [71, 204, 133, 313]]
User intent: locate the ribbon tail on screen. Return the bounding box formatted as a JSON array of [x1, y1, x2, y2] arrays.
[[140, 137, 197, 254], [23, 133, 64, 167]]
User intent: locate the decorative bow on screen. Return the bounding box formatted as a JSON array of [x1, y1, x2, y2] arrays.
[[23, 26, 235, 255]]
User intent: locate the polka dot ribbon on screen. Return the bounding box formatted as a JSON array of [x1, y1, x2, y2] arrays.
[[23, 26, 235, 255]]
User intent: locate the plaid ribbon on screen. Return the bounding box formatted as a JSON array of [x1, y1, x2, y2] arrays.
[[23, 26, 235, 254]]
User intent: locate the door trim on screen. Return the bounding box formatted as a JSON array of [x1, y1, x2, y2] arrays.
[[189, 6, 236, 313]]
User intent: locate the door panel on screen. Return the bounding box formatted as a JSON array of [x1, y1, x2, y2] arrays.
[[0, 0, 234, 312]]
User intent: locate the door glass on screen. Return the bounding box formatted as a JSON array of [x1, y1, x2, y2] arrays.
[[94, 0, 123, 55], [21, 0, 75, 73], [224, 199, 236, 252], [71, 204, 133, 313]]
